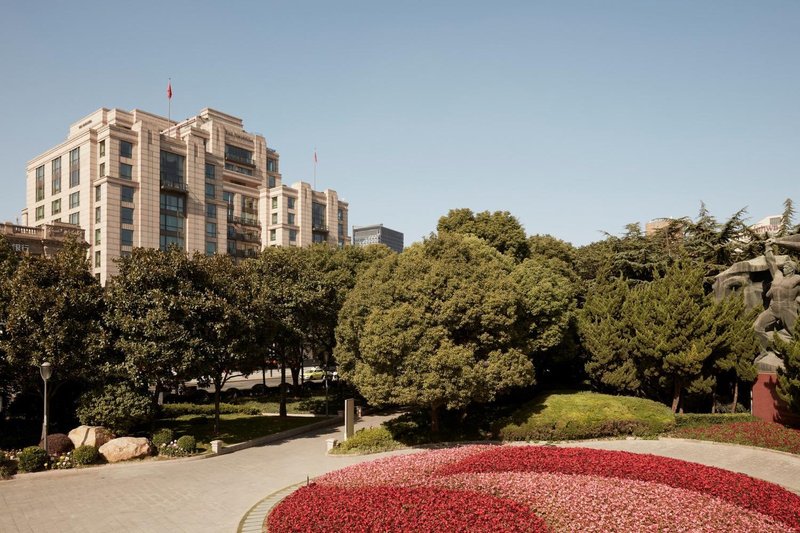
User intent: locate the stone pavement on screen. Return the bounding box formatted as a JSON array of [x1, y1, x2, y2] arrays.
[[2, 419, 800, 532]]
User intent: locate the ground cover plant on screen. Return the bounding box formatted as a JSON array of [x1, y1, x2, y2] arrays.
[[329, 426, 405, 455], [497, 391, 675, 441], [268, 445, 800, 532], [671, 420, 800, 455]]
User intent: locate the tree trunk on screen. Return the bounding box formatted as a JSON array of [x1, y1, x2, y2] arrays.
[[430, 404, 440, 435], [671, 379, 682, 414], [213, 378, 222, 436], [279, 362, 287, 417], [732, 381, 739, 414]]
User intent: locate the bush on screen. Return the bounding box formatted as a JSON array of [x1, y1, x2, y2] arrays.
[[76, 383, 155, 435], [0, 453, 18, 479], [675, 413, 757, 428], [159, 402, 260, 418], [42, 433, 74, 455], [331, 427, 405, 455], [17, 446, 48, 472], [152, 429, 174, 448], [176, 435, 196, 453], [72, 445, 99, 466]]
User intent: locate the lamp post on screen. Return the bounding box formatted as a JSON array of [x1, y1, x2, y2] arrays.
[[40, 362, 52, 452]]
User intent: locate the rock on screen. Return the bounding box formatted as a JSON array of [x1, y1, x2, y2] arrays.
[[99, 437, 152, 463], [68, 426, 115, 449]]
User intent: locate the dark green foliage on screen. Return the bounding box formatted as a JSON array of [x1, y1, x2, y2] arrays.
[[674, 413, 757, 428], [151, 428, 174, 448], [175, 435, 196, 453], [17, 446, 48, 472], [76, 383, 154, 434], [72, 445, 99, 466], [0, 454, 17, 479], [330, 427, 404, 455], [776, 324, 800, 414], [43, 433, 74, 455]]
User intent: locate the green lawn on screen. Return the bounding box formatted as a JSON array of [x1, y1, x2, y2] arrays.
[[154, 413, 326, 451], [497, 390, 675, 441]]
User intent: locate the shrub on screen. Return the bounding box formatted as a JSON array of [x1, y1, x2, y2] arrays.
[[675, 413, 757, 428], [331, 426, 405, 455], [72, 445, 99, 466], [76, 383, 155, 435], [152, 429, 174, 448], [0, 453, 17, 479], [51, 452, 74, 470], [176, 435, 196, 453], [42, 433, 74, 455], [17, 446, 48, 472], [159, 402, 260, 418]]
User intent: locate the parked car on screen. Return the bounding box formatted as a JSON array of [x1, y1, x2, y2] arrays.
[[306, 367, 338, 381]]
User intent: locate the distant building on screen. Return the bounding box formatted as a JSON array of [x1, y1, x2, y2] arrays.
[[23, 107, 349, 283], [645, 218, 675, 237], [0, 221, 85, 257], [751, 215, 782, 237], [353, 224, 404, 253]]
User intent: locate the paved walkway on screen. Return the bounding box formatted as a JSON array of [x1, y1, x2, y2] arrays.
[[2, 419, 800, 532]]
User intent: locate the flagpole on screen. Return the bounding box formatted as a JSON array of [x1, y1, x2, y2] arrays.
[[313, 147, 317, 190], [168, 78, 172, 125]]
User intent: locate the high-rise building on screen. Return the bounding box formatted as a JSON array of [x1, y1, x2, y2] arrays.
[[352, 224, 404, 253], [23, 107, 349, 283], [1, 221, 85, 257]]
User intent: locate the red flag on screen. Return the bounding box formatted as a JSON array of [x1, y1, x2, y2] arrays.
[[167, 81, 173, 100]]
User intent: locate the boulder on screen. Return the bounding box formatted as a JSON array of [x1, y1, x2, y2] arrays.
[[68, 426, 115, 449], [99, 437, 152, 463]]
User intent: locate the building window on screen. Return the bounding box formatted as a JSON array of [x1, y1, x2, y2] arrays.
[[288, 197, 295, 209], [271, 213, 278, 224], [95, 228, 101, 245], [338, 208, 343, 221], [120, 250, 131, 258], [160, 213, 184, 233], [206, 241, 217, 255], [224, 144, 253, 165], [51, 157, 61, 195], [223, 192, 234, 220], [120, 229, 133, 246], [99, 162, 106, 177], [99, 140, 106, 157], [120, 140, 133, 158], [268, 175, 276, 188], [69, 147, 80, 187], [121, 207, 134, 224], [289, 229, 297, 242], [95, 207, 101, 223], [338, 223, 344, 236], [160, 151, 185, 184], [269, 229, 276, 241], [69, 191, 80, 209], [51, 199, 61, 215], [206, 204, 217, 219], [120, 163, 132, 180], [313, 233, 325, 244], [267, 158, 277, 172], [35, 166, 45, 201], [205, 164, 215, 180], [271, 197, 278, 209], [94, 251, 101, 268], [35, 205, 44, 221], [160, 192, 185, 213], [312, 202, 326, 229], [206, 222, 217, 237], [160, 235, 184, 251], [205, 183, 215, 198], [288, 213, 295, 225], [69, 212, 79, 225], [121, 185, 134, 203], [96, 184, 102, 201]]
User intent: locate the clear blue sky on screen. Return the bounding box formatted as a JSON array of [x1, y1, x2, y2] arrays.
[[1, 1, 798, 246]]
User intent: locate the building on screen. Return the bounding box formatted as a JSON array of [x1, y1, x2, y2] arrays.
[[751, 215, 782, 237], [645, 218, 675, 237], [353, 224, 404, 253], [23, 107, 349, 283], [0, 221, 85, 256]]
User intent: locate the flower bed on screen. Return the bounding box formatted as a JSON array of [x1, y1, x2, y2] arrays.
[[267, 445, 800, 532], [672, 420, 800, 455]]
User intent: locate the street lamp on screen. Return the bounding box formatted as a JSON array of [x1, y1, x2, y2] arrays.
[[40, 362, 52, 453]]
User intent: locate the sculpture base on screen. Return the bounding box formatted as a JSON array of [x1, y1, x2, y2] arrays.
[[752, 372, 800, 426]]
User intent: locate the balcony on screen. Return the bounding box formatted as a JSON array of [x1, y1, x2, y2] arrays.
[[229, 231, 260, 243], [312, 222, 328, 233], [224, 152, 255, 166], [233, 248, 259, 258], [160, 180, 188, 193], [228, 215, 259, 227]]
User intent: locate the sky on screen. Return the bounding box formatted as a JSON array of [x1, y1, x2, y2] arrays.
[[0, 1, 798, 247]]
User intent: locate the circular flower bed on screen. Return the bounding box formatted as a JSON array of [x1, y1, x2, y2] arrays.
[[266, 445, 800, 532]]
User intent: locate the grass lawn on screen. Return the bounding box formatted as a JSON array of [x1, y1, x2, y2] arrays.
[[497, 390, 675, 441], [154, 413, 327, 451]]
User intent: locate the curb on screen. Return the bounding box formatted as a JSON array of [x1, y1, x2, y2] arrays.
[[237, 482, 304, 533]]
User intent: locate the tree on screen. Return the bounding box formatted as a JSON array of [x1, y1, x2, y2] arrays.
[[776, 327, 800, 414], [437, 208, 530, 262], [710, 294, 759, 412], [336, 233, 542, 432], [104, 248, 200, 404]]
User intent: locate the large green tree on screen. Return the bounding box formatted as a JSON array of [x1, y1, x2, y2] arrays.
[[335, 233, 573, 432], [437, 208, 530, 262]]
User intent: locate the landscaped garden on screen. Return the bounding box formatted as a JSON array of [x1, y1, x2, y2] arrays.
[[269, 445, 800, 532]]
